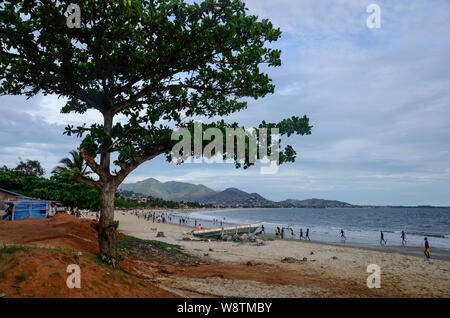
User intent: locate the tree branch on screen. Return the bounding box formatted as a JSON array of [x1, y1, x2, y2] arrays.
[[79, 149, 108, 181], [112, 144, 171, 187], [74, 172, 102, 191]]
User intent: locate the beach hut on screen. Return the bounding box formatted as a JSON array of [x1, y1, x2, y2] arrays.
[[4, 200, 50, 221], [0, 188, 31, 210]]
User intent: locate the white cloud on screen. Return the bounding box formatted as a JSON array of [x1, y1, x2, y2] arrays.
[[1, 0, 450, 205]]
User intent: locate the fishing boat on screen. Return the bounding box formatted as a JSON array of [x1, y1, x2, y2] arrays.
[[192, 222, 262, 239]]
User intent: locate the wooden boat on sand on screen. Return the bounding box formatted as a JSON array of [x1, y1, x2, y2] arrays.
[[192, 222, 262, 239]]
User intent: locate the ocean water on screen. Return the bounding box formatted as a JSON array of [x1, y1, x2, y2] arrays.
[[183, 207, 450, 250]]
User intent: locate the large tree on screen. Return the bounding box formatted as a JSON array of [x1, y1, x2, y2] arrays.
[[1, 0, 312, 260]]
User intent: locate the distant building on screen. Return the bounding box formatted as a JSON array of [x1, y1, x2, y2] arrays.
[[137, 196, 148, 203], [0, 188, 31, 210]]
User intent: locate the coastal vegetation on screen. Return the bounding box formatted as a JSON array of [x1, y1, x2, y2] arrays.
[[0, 167, 209, 211], [0, 169, 100, 211], [51, 150, 89, 176]]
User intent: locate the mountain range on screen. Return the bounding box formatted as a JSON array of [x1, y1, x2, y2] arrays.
[[119, 178, 354, 208]]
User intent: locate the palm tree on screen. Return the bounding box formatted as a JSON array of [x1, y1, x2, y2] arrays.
[[52, 150, 89, 176]]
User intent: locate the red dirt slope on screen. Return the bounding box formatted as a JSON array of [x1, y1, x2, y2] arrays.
[[0, 214, 178, 298]]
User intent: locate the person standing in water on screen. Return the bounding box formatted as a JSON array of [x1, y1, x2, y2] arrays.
[[299, 228, 304, 240], [281, 227, 285, 239], [340, 229, 346, 242], [380, 231, 387, 246], [305, 228, 310, 241], [424, 237, 431, 259], [401, 231, 407, 246]]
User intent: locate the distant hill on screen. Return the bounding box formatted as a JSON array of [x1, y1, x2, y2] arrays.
[[120, 178, 355, 208], [120, 178, 216, 202], [278, 198, 354, 208], [197, 188, 274, 207]]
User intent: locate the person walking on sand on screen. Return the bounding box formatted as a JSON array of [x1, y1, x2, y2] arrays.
[[275, 227, 280, 238], [424, 237, 431, 259], [401, 231, 407, 246], [380, 231, 387, 246], [305, 228, 310, 241], [299, 228, 304, 240], [340, 229, 346, 243]]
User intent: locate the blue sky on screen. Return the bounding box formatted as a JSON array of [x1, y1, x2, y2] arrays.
[[1, 0, 450, 205]]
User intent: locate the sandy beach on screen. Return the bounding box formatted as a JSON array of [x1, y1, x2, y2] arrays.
[[115, 211, 450, 298]]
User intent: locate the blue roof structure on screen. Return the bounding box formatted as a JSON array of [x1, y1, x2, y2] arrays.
[[5, 200, 50, 220], [0, 188, 31, 199]]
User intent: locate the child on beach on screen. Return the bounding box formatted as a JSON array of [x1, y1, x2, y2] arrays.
[[340, 229, 346, 243], [424, 237, 431, 259], [380, 231, 387, 246], [299, 228, 303, 240], [305, 228, 310, 241], [401, 231, 407, 246]]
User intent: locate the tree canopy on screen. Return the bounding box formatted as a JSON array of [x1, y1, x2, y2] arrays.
[[1, 0, 311, 191], [0, 0, 312, 257], [11, 159, 45, 177]]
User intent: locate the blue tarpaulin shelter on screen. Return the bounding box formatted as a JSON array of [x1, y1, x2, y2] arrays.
[[5, 200, 50, 220]]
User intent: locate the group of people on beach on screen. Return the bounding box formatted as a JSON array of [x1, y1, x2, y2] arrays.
[[131, 209, 224, 230], [212, 218, 224, 226], [132, 210, 173, 224], [379, 230, 429, 256], [275, 226, 310, 240], [129, 210, 434, 259], [374, 230, 431, 258], [272, 226, 432, 259]]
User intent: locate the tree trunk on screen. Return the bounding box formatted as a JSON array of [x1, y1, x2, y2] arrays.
[[98, 184, 117, 258], [97, 109, 117, 258]]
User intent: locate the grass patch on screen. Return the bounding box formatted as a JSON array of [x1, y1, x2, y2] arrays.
[[138, 281, 147, 288], [49, 246, 75, 254], [118, 235, 191, 258], [0, 244, 31, 256], [119, 235, 183, 251], [15, 272, 27, 283]]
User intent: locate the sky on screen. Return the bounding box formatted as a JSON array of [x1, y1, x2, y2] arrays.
[[1, 0, 450, 206]]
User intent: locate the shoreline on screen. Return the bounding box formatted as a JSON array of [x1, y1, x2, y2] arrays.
[[139, 209, 450, 261], [114, 210, 450, 297]]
